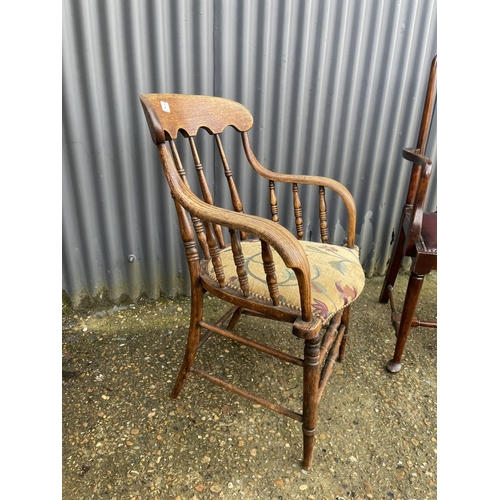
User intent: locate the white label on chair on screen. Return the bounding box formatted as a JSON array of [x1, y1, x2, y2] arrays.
[[160, 101, 170, 113]]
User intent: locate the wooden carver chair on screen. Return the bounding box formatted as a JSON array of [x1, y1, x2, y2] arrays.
[[139, 93, 365, 470], [379, 55, 437, 373]]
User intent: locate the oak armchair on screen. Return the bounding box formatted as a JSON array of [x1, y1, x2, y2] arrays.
[[139, 93, 365, 469]]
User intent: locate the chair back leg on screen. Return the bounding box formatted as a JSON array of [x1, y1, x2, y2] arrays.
[[170, 282, 204, 398]]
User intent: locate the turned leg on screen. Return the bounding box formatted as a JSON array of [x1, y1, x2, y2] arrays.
[[170, 282, 204, 398], [379, 224, 407, 303], [338, 306, 351, 363], [302, 335, 321, 470], [386, 272, 424, 373]]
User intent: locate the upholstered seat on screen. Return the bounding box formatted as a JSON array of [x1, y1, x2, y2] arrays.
[[205, 240, 365, 324]]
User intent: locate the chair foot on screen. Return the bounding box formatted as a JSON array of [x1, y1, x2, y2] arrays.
[[386, 272, 424, 373], [386, 359, 402, 373], [301, 426, 315, 471], [170, 364, 190, 399]]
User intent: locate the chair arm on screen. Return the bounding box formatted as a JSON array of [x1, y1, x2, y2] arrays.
[[157, 143, 316, 322], [402, 148, 433, 244], [241, 132, 357, 248]]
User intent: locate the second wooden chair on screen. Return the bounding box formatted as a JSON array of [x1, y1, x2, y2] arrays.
[[379, 55, 437, 373]]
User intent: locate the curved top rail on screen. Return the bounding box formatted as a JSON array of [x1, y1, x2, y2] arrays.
[[140, 94, 254, 144]]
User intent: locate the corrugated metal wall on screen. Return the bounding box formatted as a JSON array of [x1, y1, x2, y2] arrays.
[[62, 0, 437, 307]]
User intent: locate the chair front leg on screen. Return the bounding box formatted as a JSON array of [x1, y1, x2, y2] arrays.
[[302, 334, 321, 470], [386, 272, 424, 373]]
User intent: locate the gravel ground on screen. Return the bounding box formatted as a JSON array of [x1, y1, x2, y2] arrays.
[[62, 272, 437, 500]]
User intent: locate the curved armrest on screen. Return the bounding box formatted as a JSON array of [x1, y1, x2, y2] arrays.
[[402, 148, 433, 244], [158, 143, 315, 321], [241, 132, 357, 247]]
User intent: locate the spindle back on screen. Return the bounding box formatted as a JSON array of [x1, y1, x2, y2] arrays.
[[140, 94, 254, 253]]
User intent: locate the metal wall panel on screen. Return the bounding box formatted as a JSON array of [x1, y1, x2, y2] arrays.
[[63, 0, 437, 307]]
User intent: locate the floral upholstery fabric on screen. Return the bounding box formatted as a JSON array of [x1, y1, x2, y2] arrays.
[[207, 240, 365, 324]]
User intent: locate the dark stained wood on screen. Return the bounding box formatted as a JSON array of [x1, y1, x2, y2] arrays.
[[379, 56, 437, 373], [416, 55, 438, 155], [139, 92, 364, 470], [387, 285, 437, 330]]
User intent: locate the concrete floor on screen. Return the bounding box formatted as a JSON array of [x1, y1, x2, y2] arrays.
[[62, 271, 437, 500]]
